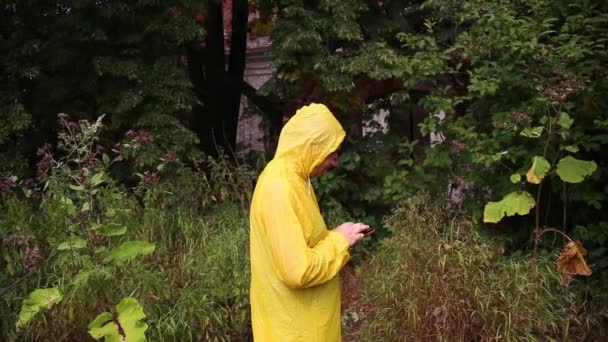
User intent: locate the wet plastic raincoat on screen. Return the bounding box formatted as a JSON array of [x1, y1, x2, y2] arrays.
[[249, 103, 350, 341]]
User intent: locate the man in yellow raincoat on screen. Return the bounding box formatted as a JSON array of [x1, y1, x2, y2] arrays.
[[250, 103, 370, 341]]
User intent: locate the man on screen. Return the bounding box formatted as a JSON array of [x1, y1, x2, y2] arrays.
[[249, 103, 370, 341]]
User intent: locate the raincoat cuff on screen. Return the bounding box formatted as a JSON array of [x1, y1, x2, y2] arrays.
[[328, 231, 351, 252]]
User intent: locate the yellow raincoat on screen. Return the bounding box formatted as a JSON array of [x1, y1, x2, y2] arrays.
[[249, 103, 350, 341]]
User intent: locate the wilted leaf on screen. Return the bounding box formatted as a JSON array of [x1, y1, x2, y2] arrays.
[[89, 298, 147, 342], [57, 236, 87, 251], [526, 156, 551, 184], [520, 126, 544, 138], [16, 288, 63, 329], [556, 156, 597, 183], [483, 191, 535, 223], [556, 241, 592, 286], [103, 241, 155, 265]]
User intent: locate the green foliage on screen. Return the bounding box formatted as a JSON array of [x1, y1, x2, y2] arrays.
[[16, 288, 62, 329], [103, 241, 155, 266], [314, 133, 435, 232], [1, 116, 254, 340], [399, 0, 608, 302], [526, 156, 551, 184], [555, 156, 597, 183], [89, 298, 147, 342], [0, 0, 202, 172], [483, 191, 536, 223], [353, 194, 597, 340]]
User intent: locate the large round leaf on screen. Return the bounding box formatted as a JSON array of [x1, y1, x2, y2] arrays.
[[89, 298, 147, 342], [103, 241, 155, 265], [16, 288, 63, 329], [483, 191, 536, 223], [556, 156, 597, 183], [526, 156, 550, 184]]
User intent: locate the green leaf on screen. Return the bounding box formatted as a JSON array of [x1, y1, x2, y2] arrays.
[[103, 241, 155, 265], [510, 173, 521, 184], [93, 223, 127, 237], [59, 196, 76, 216], [89, 298, 147, 342], [556, 156, 597, 183], [57, 236, 87, 251], [91, 172, 105, 186], [563, 145, 579, 153], [89, 312, 120, 342], [558, 112, 574, 129], [102, 153, 111, 165], [483, 191, 535, 223], [82, 201, 91, 212], [69, 184, 85, 191], [16, 288, 63, 329], [116, 298, 147, 341], [520, 126, 544, 138], [526, 156, 551, 184]]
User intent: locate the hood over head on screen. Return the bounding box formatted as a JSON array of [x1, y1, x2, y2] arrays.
[[274, 103, 345, 177]]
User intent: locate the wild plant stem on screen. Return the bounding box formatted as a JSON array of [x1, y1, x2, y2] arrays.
[[534, 112, 554, 258], [537, 227, 573, 242]]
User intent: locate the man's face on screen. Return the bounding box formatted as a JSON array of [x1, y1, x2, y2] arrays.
[[310, 152, 339, 177]]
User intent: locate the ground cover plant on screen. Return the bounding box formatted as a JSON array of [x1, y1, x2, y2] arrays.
[[0, 116, 252, 341], [346, 194, 602, 341]]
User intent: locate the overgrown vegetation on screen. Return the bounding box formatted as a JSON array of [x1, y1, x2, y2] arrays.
[[0, 117, 252, 341], [352, 194, 602, 341], [2, 0, 607, 340]]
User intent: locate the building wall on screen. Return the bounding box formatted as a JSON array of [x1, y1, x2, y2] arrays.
[[236, 42, 273, 152]]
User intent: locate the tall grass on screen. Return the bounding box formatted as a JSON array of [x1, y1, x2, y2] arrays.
[[352, 194, 595, 341]]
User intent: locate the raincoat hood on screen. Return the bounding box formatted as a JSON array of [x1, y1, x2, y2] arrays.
[[274, 103, 346, 177]]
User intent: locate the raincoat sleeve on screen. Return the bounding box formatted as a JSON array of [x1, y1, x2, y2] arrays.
[[262, 179, 350, 289]]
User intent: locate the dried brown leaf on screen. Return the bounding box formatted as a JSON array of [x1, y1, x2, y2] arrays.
[[556, 241, 592, 286]]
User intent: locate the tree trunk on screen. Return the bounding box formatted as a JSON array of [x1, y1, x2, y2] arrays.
[[194, 0, 226, 158], [221, 0, 248, 158]]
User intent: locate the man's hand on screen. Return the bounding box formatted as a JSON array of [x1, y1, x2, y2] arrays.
[[334, 222, 370, 247]]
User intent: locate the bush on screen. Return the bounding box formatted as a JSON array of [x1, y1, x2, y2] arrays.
[[0, 115, 251, 341], [352, 194, 599, 341]]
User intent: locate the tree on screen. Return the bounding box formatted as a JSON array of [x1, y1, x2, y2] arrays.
[[268, 0, 442, 140], [0, 0, 203, 172], [186, 0, 249, 158]]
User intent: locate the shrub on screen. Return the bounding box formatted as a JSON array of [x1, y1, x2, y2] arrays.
[[352, 194, 599, 341], [0, 115, 251, 341]]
